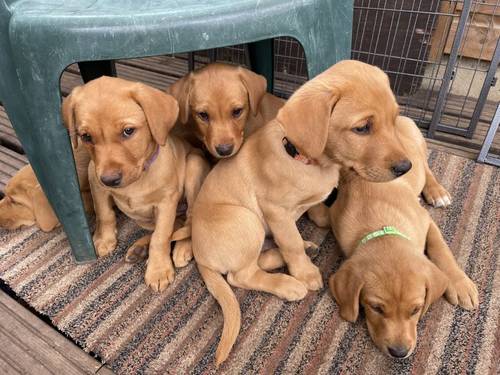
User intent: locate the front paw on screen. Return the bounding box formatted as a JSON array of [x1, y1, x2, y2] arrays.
[[445, 273, 479, 310], [145, 259, 175, 292], [172, 239, 193, 268], [290, 259, 323, 291], [93, 233, 117, 257], [423, 183, 452, 208]]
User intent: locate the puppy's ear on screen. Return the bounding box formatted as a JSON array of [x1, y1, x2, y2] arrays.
[[422, 260, 448, 316], [277, 84, 339, 159], [132, 83, 179, 146], [329, 261, 364, 322], [31, 187, 59, 232], [61, 86, 82, 148], [238, 67, 267, 116], [167, 74, 193, 124]]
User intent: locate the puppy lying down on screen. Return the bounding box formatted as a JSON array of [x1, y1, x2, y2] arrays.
[[326, 116, 478, 358], [0, 145, 93, 232]]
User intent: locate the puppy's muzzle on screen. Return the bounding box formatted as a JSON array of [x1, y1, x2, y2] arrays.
[[215, 143, 234, 157], [100, 171, 123, 187], [391, 159, 412, 177]]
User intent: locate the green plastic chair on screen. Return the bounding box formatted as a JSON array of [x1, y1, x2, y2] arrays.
[[0, 0, 353, 263]]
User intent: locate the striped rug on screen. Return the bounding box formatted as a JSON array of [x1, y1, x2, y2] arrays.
[[0, 150, 498, 374]]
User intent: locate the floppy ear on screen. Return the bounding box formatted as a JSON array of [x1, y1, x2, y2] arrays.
[[329, 262, 364, 322], [238, 67, 267, 116], [277, 85, 339, 159], [131, 83, 179, 146], [166, 74, 193, 124], [61, 86, 82, 148], [31, 187, 59, 232], [422, 260, 448, 316]]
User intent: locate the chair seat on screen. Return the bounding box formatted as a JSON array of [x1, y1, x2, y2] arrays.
[[9, 0, 299, 24], [9, 0, 329, 64]]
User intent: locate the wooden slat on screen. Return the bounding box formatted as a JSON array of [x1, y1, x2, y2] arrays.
[[0, 145, 28, 191], [0, 291, 112, 374]]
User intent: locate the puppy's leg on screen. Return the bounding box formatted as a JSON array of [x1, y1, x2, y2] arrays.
[[145, 193, 180, 292], [258, 240, 318, 271], [91, 178, 117, 257], [173, 152, 210, 268], [307, 204, 330, 228], [422, 164, 452, 208], [227, 262, 307, 301], [265, 209, 323, 290], [426, 220, 478, 310], [125, 234, 151, 263]]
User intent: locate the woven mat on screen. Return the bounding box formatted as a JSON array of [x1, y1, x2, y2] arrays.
[[0, 150, 498, 374]]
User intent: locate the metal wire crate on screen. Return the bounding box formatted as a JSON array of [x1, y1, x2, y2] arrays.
[[185, 0, 499, 164]]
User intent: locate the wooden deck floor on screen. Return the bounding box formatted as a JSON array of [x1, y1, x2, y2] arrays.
[[0, 55, 496, 373], [0, 290, 112, 374]]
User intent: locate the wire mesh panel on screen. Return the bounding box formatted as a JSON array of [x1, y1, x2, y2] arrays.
[[173, 0, 499, 158]]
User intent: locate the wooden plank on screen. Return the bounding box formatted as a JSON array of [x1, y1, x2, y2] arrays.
[[444, 14, 500, 61], [0, 290, 111, 374]]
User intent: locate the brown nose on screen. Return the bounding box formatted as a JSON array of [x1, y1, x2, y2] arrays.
[[100, 171, 122, 187], [388, 345, 409, 358], [391, 159, 412, 177], [215, 143, 234, 157]]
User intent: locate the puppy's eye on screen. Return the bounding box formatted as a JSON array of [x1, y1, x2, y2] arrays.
[[232, 107, 243, 118], [352, 122, 371, 135], [410, 306, 421, 316], [80, 133, 93, 144], [370, 304, 385, 315], [198, 112, 209, 122], [122, 127, 135, 138]]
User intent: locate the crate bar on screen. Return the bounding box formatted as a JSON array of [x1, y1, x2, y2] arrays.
[[427, 0, 472, 138], [478, 104, 500, 166], [466, 39, 500, 139]]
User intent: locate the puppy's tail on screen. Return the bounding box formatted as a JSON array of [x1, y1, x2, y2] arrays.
[[197, 264, 240, 366]]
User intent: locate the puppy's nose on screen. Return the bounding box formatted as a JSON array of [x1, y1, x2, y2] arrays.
[[388, 345, 409, 358], [100, 172, 122, 187], [391, 159, 412, 177], [215, 143, 234, 157]]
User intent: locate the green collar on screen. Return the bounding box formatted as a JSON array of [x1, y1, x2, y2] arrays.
[[358, 226, 411, 248]]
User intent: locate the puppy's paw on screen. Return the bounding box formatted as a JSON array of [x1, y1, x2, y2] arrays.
[[93, 234, 117, 257], [125, 235, 151, 263], [145, 261, 175, 292], [125, 244, 148, 263], [304, 240, 319, 251], [290, 261, 323, 291], [276, 277, 308, 301], [445, 274, 479, 310], [172, 239, 193, 268], [423, 183, 452, 208]]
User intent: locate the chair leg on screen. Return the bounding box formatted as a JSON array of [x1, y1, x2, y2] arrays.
[[5, 81, 96, 263], [297, 0, 353, 79], [248, 39, 274, 93], [78, 60, 116, 83]]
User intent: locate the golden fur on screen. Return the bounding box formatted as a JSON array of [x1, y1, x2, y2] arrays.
[[62, 76, 209, 291], [324, 116, 478, 358], [189, 60, 414, 365], [0, 145, 92, 232], [167, 63, 284, 159]]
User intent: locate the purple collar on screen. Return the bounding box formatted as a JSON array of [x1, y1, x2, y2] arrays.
[[143, 145, 160, 171]]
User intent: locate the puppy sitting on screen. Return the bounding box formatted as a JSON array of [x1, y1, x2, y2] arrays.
[[191, 60, 416, 365], [62, 77, 209, 291], [0, 146, 93, 232], [167, 62, 284, 159], [327, 116, 478, 358]]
